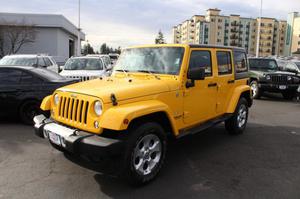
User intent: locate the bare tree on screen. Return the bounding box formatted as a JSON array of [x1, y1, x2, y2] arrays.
[[0, 20, 37, 58]]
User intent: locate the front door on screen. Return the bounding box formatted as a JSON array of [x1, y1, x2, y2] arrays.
[[0, 69, 22, 116], [183, 49, 218, 125], [215, 50, 235, 115]]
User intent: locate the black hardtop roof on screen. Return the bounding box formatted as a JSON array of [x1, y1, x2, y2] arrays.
[[188, 44, 245, 52]]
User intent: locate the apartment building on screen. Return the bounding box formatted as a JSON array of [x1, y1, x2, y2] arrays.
[[285, 12, 300, 55], [172, 8, 287, 56]]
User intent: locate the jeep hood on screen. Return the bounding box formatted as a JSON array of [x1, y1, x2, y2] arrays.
[[57, 76, 179, 103]]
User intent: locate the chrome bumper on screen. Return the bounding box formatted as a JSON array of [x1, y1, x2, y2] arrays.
[[33, 115, 124, 157]]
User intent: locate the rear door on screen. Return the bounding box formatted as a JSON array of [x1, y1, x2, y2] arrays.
[[215, 50, 235, 115]]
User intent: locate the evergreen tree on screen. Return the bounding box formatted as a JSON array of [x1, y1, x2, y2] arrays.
[[155, 30, 166, 44], [82, 43, 95, 55]]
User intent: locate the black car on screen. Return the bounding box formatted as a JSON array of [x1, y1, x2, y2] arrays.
[[249, 58, 300, 99], [0, 66, 78, 124]]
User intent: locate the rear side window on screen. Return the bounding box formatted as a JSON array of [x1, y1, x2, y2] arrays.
[[44, 58, 52, 67], [234, 51, 248, 73], [217, 51, 232, 75], [0, 69, 22, 84], [38, 57, 46, 67], [189, 50, 212, 77]]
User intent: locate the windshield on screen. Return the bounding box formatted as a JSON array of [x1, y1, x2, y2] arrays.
[[0, 57, 36, 66], [114, 47, 185, 75], [249, 59, 278, 71], [64, 58, 103, 70]]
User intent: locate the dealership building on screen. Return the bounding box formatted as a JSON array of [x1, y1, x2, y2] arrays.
[[0, 13, 85, 62]]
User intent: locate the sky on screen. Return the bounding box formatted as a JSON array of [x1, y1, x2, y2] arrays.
[[0, 0, 300, 50]]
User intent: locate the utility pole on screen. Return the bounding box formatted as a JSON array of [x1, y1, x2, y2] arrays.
[[77, 0, 81, 56], [256, 0, 263, 57]]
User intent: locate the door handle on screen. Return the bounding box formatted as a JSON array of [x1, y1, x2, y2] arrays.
[[228, 80, 235, 84], [208, 83, 217, 87]]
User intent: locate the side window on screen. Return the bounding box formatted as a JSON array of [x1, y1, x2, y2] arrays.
[[44, 58, 52, 67], [0, 69, 22, 84], [21, 72, 43, 84], [234, 51, 248, 73], [38, 57, 46, 67], [217, 51, 232, 75], [189, 50, 212, 77]]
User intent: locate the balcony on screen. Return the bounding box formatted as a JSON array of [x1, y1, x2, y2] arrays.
[[231, 28, 239, 33], [231, 21, 239, 26], [230, 35, 239, 39]]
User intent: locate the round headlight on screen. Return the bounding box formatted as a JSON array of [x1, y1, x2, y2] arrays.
[[287, 76, 292, 81], [54, 94, 59, 105], [265, 75, 271, 80], [94, 101, 103, 116]]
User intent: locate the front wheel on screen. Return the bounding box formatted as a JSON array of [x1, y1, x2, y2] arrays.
[[282, 91, 295, 100], [123, 122, 167, 185], [250, 80, 261, 99], [225, 98, 249, 135], [19, 100, 41, 125]]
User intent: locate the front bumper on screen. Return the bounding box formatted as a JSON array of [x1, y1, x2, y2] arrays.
[[258, 83, 299, 92], [33, 115, 124, 158]]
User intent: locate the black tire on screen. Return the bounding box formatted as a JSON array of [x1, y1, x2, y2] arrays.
[[250, 80, 261, 99], [123, 122, 167, 185], [225, 98, 249, 135], [19, 100, 41, 125], [282, 91, 295, 100]]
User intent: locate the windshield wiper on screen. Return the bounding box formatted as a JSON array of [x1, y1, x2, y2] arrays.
[[115, 69, 129, 77], [136, 70, 160, 79]]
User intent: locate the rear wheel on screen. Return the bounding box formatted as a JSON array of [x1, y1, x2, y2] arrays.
[[250, 80, 261, 99], [123, 122, 167, 185], [19, 100, 41, 125], [225, 98, 249, 135]]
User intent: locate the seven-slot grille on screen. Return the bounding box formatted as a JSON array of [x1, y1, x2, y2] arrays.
[[58, 96, 89, 124], [270, 75, 287, 83]]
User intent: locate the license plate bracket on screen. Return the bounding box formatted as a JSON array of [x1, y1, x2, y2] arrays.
[[48, 131, 61, 146]]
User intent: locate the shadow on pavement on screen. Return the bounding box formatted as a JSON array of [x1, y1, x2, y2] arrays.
[[64, 123, 300, 199]]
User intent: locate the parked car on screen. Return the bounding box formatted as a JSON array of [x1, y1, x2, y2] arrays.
[[34, 44, 252, 185], [0, 66, 78, 124], [249, 58, 300, 99], [108, 53, 119, 65], [0, 54, 59, 73], [60, 56, 111, 81]]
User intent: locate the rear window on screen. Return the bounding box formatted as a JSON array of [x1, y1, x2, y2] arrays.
[[217, 51, 232, 75], [234, 51, 248, 73]]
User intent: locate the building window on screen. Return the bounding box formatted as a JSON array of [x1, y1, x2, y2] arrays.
[[218, 19, 222, 23], [217, 51, 232, 75]]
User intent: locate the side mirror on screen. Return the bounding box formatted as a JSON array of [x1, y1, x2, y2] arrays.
[[187, 67, 205, 80]]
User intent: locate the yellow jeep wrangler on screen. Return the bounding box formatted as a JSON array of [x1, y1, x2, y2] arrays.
[[34, 44, 252, 184]]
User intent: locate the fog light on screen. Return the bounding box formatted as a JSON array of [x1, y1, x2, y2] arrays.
[[94, 121, 99, 129]]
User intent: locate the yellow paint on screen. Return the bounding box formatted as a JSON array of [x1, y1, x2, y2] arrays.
[[42, 44, 251, 136], [40, 95, 51, 111]]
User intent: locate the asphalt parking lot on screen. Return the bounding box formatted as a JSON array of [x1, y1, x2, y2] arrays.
[[1, 96, 300, 199]]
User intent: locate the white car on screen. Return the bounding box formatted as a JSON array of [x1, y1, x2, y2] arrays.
[[60, 56, 111, 81], [0, 54, 59, 73], [86, 54, 113, 70]]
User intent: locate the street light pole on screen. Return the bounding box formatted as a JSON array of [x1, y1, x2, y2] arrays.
[[77, 0, 81, 56], [256, 0, 263, 57]]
